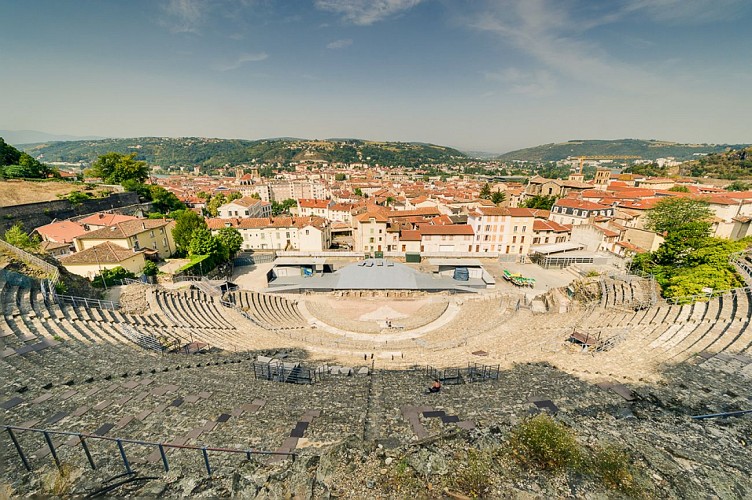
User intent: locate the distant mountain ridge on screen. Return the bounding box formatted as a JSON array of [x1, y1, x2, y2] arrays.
[[1, 130, 106, 144], [497, 139, 750, 162], [20, 137, 468, 168]]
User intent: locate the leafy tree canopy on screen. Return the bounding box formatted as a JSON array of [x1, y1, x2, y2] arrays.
[[667, 185, 689, 193], [522, 195, 557, 210], [0, 138, 53, 179], [491, 190, 506, 204], [644, 197, 713, 235], [88, 152, 149, 185], [271, 198, 296, 215], [479, 183, 492, 199], [172, 210, 207, 252], [725, 180, 752, 191], [216, 227, 243, 258], [3, 223, 40, 251]]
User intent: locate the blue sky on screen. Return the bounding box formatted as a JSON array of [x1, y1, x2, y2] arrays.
[[1, 0, 751, 152]]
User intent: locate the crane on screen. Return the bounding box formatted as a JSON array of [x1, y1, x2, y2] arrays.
[[572, 155, 641, 174]]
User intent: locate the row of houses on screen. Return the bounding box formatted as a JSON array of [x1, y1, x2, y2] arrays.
[[34, 213, 176, 279]]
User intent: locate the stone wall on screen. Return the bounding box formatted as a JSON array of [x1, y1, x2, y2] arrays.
[[0, 192, 149, 233]]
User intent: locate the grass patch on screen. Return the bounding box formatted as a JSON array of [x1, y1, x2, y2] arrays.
[[447, 448, 494, 498], [504, 414, 645, 495], [587, 444, 638, 493], [506, 413, 582, 471], [177, 254, 209, 273]]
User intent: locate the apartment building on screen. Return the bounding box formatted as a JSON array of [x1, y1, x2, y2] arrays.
[[208, 216, 331, 252], [74, 219, 176, 260]]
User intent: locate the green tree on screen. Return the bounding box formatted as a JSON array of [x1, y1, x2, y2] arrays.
[[63, 190, 93, 206], [334, 173, 346, 181], [479, 183, 492, 200], [92, 266, 136, 288], [142, 260, 159, 277], [645, 197, 713, 235], [667, 185, 690, 193], [148, 185, 185, 213], [88, 152, 149, 185], [522, 195, 557, 210], [206, 193, 226, 217], [725, 180, 752, 191], [216, 227, 243, 258], [271, 198, 296, 215], [3, 223, 40, 251], [172, 210, 207, 253], [354, 187, 363, 197], [491, 190, 506, 204], [188, 228, 221, 257]]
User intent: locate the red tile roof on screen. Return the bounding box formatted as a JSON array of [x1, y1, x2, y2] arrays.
[[35, 221, 87, 244], [400, 230, 421, 241], [207, 216, 328, 230], [298, 198, 331, 209], [417, 224, 474, 235], [533, 220, 570, 233], [554, 198, 612, 211], [79, 213, 139, 227], [76, 219, 173, 240], [60, 241, 144, 265]]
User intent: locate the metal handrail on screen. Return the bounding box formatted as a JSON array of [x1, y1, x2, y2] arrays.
[[4, 424, 296, 477], [56, 294, 119, 310], [666, 285, 751, 305]]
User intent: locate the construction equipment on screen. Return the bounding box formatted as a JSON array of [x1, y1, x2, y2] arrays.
[[572, 156, 641, 174]]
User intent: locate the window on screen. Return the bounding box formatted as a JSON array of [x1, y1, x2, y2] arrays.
[[261, 233, 265, 240], [150, 230, 155, 237], [513, 226, 518, 232], [485, 225, 491, 231], [512, 236, 516, 243], [522, 226, 526, 232], [305, 229, 310, 235], [520, 236, 525, 243]]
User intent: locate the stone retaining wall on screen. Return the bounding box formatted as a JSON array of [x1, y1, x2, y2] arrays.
[[0, 192, 147, 233]]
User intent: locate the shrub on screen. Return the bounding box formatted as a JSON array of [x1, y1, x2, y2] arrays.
[[142, 261, 159, 277], [92, 266, 136, 288], [588, 444, 636, 492], [506, 414, 582, 471], [449, 449, 493, 498]]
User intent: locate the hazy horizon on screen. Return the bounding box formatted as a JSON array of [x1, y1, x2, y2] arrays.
[[2, 1, 751, 152]]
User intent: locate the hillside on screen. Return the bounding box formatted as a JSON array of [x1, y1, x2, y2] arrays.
[[22, 137, 468, 169], [678, 146, 752, 179], [497, 139, 749, 162]]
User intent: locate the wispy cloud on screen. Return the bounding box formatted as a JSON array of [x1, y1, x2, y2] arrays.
[[484, 67, 556, 97], [468, 0, 666, 95], [624, 0, 751, 24], [326, 38, 353, 49], [315, 0, 424, 26], [161, 0, 207, 34], [213, 52, 269, 71]]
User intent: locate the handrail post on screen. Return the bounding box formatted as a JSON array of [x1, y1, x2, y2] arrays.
[[202, 447, 211, 476], [116, 439, 132, 474], [158, 443, 169, 472], [43, 431, 61, 468], [7, 427, 32, 471], [79, 435, 97, 470]]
